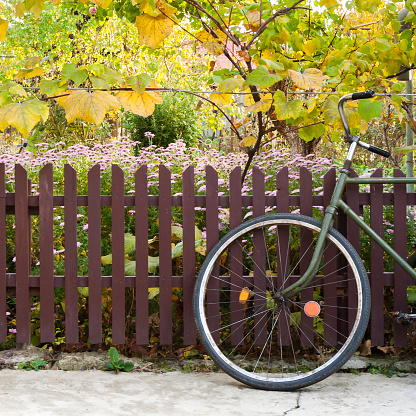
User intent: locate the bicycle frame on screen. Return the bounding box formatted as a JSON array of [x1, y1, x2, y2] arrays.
[[281, 140, 416, 298]]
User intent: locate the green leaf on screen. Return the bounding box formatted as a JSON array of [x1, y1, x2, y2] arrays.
[[273, 90, 303, 120], [392, 82, 406, 92], [171, 225, 183, 240], [123, 362, 134, 372], [393, 145, 416, 154], [257, 58, 284, 71], [106, 363, 114, 370], [298, 123, 325, 142], [101, 253, 113, 266], [375, 38, 392, 53], [357, 99, 382, 122], [39, 79, 67, 97], [1, 81, 27, 97], [148, 287, 159, 300], [62, 64, 88, 86], [243, 66, 280, 89], [124, 233, 136, 254], [126, 73, 152, 93], [172, 241, 183, 259], [108, 347, 119, 363]]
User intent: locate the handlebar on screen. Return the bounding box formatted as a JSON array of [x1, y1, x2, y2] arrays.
[[338, 89, 390, 159]]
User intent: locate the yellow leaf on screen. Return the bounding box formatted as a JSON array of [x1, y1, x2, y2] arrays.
[[287, 68, 330, 90], [319, 0, 339, 7], [195, 30, 227, 44], [15, 67, 45, 79], [243, 89, 255, 107], [135, 13, 174, 49], [15, 2, 27, 17], [239, 136, 257, 148], [59, 90, 120, 125], [0, 98, 49, 137], [0, 19, 8, 42], [273, 90, 303, 120], [244, 10, 264, 32], [92, 0, 112, 9], [210, 92, 232, 107], [140, 0, 160, 17], [246, 98, 273, 113], [157, 0, 177, 16], [218, 77, 244, 92], [202, 41, 223, 56], [24, 56, 43, 69], [29, 0, 45, 19], [302, 40, 317, 56], [116, 89, 163, 117]]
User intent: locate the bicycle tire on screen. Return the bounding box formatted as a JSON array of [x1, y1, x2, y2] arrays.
[[193, 213, 370, 390]]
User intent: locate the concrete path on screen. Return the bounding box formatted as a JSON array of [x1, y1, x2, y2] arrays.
[[0, 370, 415, 416]]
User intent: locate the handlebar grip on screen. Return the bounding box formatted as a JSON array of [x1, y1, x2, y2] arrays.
[[368, 145, 390, 158], [351, 90, 375, 100]]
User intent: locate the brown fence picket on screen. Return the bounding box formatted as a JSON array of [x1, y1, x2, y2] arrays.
[[229, 166, 243, 345], [182, 166, 196, 344], [88, 165, 102, 344], [135, 166, 149, 344], [111, 165, 125, 344], [299, 167, 314, 346], [39, 164, 54, 342], [253, 167, 267, 345], [370, 169, 384, 346], [159, 165, 172, 344], [15, 165, 30, 343], [276, 167, 290, 345], [393, 169, 407, 346], [206, 166, 219, 343], [0, 164, 5, 342], [64, 164, 79, 343]]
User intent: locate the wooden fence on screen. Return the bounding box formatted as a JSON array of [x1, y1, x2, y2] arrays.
[[0, 163, 415, 347]]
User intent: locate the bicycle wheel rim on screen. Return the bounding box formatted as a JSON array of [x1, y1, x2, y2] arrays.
[[194, 214, 369, 390]]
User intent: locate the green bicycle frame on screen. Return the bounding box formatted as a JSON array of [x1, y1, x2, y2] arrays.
[[280, 139, 416, 298]]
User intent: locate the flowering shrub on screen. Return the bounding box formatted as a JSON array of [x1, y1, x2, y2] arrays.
[[0, 139, 344, 348]]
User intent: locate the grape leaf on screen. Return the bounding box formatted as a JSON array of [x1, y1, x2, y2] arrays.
[[257, 58, 284, 71], [126, 74, 152, 93], [24, 56, 43, 69], [210, 93, 232, 106], [1, 81, 27, 97], [0, 98, 49, 137], [273, 90, 303, 120], [202, 41, 223, 56], [39, 79, 67, 96], [15, 67, 45, 79], [357, 99, 382, 122], [116, 89, 163, 117], [135, 14, 174, 49], [218, 77, 244, 92], [298, 123, 325, 142], [287, 68, 329, 90], [91, 0, 112, 9], [243, 66, 280, 89], [0, 19, 8, 42], [62, 63, 88, 86], [59, 90, 120, 124], [246, 98, 273, 113], [239, 135, 257, 147]]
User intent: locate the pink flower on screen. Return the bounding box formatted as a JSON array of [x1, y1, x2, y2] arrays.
[[83, 224, 88, 231], [89, 6, 97, 15], [8, 328, 16, 333], [386, 229, 394, 234]]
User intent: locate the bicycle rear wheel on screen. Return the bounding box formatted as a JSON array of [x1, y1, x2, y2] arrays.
[[193, 213, 370, 390]]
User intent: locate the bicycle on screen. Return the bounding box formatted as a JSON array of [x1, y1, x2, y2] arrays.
[[193, 90, 416, 391]]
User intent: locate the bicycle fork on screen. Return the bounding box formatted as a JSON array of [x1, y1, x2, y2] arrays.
[[279, 144, 356, 300]]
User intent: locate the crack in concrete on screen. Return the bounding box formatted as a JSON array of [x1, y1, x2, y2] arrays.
[[281, 391, 301, 416]]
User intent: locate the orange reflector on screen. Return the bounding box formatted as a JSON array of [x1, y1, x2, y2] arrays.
[[239, 287, 251, 304], [304, 301, 321, 317]]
